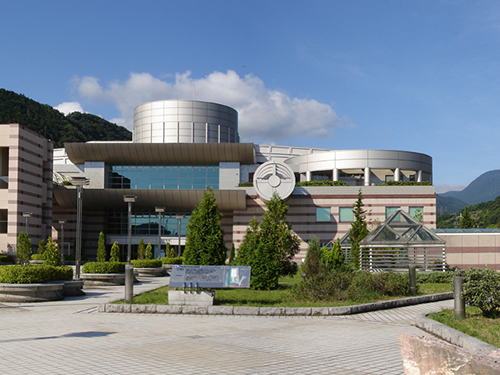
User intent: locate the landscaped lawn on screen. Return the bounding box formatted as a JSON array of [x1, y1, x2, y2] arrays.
[[428, 307, 500, 348], [117, 275, 452, 307]]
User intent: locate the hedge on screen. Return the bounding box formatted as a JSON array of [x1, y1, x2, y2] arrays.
[[296, 180, 348, 187], [131, 259, 162, 268], [82, 262, 126, 274], [0, 265, 73, 284], [160, 257, 184, 265], [0, 254, 14, 263], [31, 254, 45, 261]]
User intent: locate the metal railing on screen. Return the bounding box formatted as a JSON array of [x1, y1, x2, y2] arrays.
[[360, 247, 446, 272]]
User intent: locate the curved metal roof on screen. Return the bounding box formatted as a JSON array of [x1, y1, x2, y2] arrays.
[[64, 142, 255, 165], [53, 188, 247, 211]]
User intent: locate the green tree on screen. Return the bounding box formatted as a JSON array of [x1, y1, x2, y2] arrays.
[[43, 237, 62, 266], [110, 241, 120, 262], [38, 239, 46, 255], [239, 193, 300, 290], [183, 187, 227, 265], [412, 208, 423, 223], [165, 242, 174, 258], [331, 239, 345, 269], [228, 242, 236, 265], [460, 206, 474, 229], [303, 236, 328, 277], [96, 231, 106, 262], [235, 217, 259, 266], [137, 238, 145, 260], [16, 232, 31, 266], [349, 189, 369, 269], [145, 242, 153, 260]]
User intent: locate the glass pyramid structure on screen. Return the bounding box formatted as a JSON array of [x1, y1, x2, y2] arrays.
[[360, 209, 445, 248]]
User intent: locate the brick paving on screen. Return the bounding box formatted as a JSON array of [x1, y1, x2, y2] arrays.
[[0, 277, 453, 374]]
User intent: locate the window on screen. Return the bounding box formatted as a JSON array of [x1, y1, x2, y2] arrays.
[[386, 206, 400, 219], [339, 207, 354, 222], [0, 209, 6, 233], [316, 207, 331, 222], [409, 207, 423, 221]]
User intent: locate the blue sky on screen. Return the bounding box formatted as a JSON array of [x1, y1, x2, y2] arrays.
[[2, 1, 500, 192]]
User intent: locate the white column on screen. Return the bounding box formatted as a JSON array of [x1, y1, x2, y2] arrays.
[[394, 168, 401, 182], [417, 170, 423, 182], [306, 171, 312, 182], [364, 167, 371, 186], [333, 168, 339, 181]]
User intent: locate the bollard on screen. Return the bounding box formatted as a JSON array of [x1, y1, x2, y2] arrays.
[[454, 275, 465, 320], [409, 264, 417, 296], [125, 264, 134, 303]]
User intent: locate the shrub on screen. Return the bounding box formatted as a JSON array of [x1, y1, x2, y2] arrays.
[[165, 243, 174, 258], [293, 269, 412, 302], [31, 254, 45, 261], [16, 232, 31, 266], [417, 271, 454, 284], [0, 265, 73, 283], [0, 254, 14, 263], [379, 181, 431, 186], [462, 268, 500, 318], [303, 236, 328, 277], [82, 262, 126, 274], [110, 241, 120, 262], [145, 243, 153, 260], [160, 257, 184, 265], [228, 243, 236, 265], [43, 237, 62, 266], [131, 259, 162, 268], [296, 180, 348, 187], [65, 254, 89, 261]]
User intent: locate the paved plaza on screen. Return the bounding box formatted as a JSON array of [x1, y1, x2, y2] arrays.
[[0, 277, 453, 374]]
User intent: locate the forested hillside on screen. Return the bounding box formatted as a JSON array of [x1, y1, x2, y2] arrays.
[[437, 195, 500, 228], [0, 89, 131, 147]]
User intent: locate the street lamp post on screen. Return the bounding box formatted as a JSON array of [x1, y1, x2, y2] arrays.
[[22, 212, 31, 237], [176, 214, 185, 258], [59, 219, 66, 264], [155, 207, 165, 259], [124, 195, 137, 303], [72, 176, 89, 279]]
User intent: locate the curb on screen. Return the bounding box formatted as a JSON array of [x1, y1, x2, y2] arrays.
[[98, 292, 453, 316], [415, 314, 498, 355]]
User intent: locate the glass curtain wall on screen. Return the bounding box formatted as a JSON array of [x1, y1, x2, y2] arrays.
[[108, 211, 190, 236], [109, 166, 219, 190]]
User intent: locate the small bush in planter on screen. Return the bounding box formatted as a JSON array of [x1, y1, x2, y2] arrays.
[[131, 259, 162, 268], [31, 254, 45, 261], [110, 242, 120, 262], [16, 232, 31, 266], [160, 257, 184, 265], [38, 239, 46, 255], [82, 262, 126, 274], [43, 237, 62, 266], [0, 265, 73, 284], [0, 254, 14, 263], [145, 243, 153, 260]]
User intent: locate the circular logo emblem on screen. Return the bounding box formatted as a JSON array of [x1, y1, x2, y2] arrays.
[[253, 162, 296, 201]]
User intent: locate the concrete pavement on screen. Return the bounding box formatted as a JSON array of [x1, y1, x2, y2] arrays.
[[0, 277, 453, 374]]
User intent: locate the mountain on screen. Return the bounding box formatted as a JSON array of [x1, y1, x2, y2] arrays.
[[0, 89, 131, 147], [436, 195, 467, 216], [440, 170, 500, 206]]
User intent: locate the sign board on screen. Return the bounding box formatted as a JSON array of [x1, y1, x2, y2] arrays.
[[169, 265, 251, 289]]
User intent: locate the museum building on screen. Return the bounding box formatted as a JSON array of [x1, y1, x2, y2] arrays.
[[48, 100, 436, 260]]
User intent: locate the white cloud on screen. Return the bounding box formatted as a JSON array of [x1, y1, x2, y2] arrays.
[[54, 102, 84, 115], [72, 70, 341, 142]]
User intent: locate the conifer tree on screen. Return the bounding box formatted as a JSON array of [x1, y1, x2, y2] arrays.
[[331, 239, 345, 269], [137, 238, 145, 259], [349, 189, 369, 269], [96, 231, 106, 262], [16, 232, 31, 266], [460, 206, 474, 229], [165, 242, 174, 258], [43, 237, 62, 266], [183, 187, 226, 265], [228, 242, 236, 265], [239, 193, 300, 290], [145, 242, 153, 260], [38, 239, 46, 255], [303, 236, 327, 277], [110, 241, 120, 262]]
